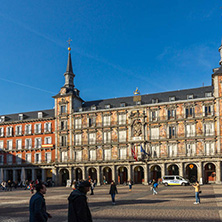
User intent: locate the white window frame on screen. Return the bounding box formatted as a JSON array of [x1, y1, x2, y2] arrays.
[[16, 139, 22, 150], [75, 134, 82, 146], [6, 126, 13, 137], [25, 124, 32, 135], [35, 138, 42, 148], [35, 153, 41, 163], [44, 137, 52, 144], [186, 143, 196, 157], [103, 131, 111, 144], [89, 149, 96, 161], [103, 115, 111, 126], [204, 122, 214, 136], [45, 152, 52, 163], [15, 125, 22, 136], [0, 127, 4, 137], [119, 114, 126, 125], [186, 124, 195, 137], [7, 140, 13, 150], [75, 118, 82, 129], [25, 138, 32, 149], [104, 149, 111, 161], [89, 133, 96, 144], [151, 145, 160, 158], [168, 144, 177, 157], [150, 127, 159, 140], [119, 147, 127, 160], [44, 122, 51, 133], [0, 140, 4, 150], [75, 150, 82, 162], [119, 130, 126, 142], [205, 142, 215, 156], [25, 153, 31, 163], [34, 123, 42, 134]]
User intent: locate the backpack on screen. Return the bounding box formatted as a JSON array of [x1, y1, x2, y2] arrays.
[[153, 182, 158, 188]]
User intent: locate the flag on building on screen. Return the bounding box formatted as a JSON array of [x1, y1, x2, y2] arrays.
[[131, 146, 138, 161], [140, 145, 149, 156]]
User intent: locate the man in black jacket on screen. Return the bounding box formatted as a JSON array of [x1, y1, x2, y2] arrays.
[[29, 183, 52, 222], [68, 180, 92, 222]]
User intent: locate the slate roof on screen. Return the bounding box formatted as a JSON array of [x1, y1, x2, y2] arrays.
[[0, 109, 54, 123], [82, 86, 213, 111]]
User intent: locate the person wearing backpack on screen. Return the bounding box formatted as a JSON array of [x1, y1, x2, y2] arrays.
[[151, 179, 158, 195]]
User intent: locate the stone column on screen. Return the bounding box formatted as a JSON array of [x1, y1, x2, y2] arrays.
[[178, 162, 184, 177], [52, 167, 58, 186], [198, 162, 203, 185], [41, 169, 46, 182], [13, 169, 16, 182], [95, 166, 101, 186], [216, 161, 221, 184], [68, 167, 73, 183], [73, 167, 76, 181], [127, 164, 132, 182], [111, 165, 116, 182], [161, 163, 166, 178], [82, 166, 86, 180], [143, 164, 148, 185], [32, 168, 35, 181]]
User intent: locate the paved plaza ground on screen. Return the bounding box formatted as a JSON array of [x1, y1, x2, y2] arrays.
[[1, 184, 222, 222]]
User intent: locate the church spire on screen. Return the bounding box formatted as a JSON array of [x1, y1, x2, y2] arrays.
[[63, 39, 75, 89]]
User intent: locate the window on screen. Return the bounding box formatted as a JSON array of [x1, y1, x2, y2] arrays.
[[75, 151, 82, 161], [186, 124, 195, 137], [187, 94, 193, 100], [75, 118, 82, 129], [44, 122, 51, 132], [150, 128, 159, 140], [0, 127, 4, 137], [35, 138, 42, 148], [105, 104, 110, 109], [25, 153, 31, 163], [0, 140, 3, 150], [45, 152, 51, 163], [16, 154, 22, 164], [0, 155, 3, 165], [75, 134, 81, 145], [150, 110, 158, 121], [103, 131, 111, 144], [103, 116, 111, 126], [185, 107, 194, 118], [152, 99, 158, 104], [119, 114, 126, 125], [120, 103, 126, 107], [91, 105, 96, 110], [204, 122, 214, 136], [44, 137, 52, 144], [136, 101, 141, 105], [38, 112, 43, 119], [0, 116, 5, 122], [205, 92, 212, 97], [60, 120, 67, 130], [186, 144, 196, 157], [16, 139, 22, 150], [169, 96, 175, 102], [119, 131, 126, 142], [60, 105, 67, 114], [35, 123, 41, 134], [61, 135, 67, 146], [35, 153, 41, 163], [89, 150, 96, 161], [151, 145, 160, 158], [89, 133, 96, 144], [168, 144, 177, 157], [168, 109, 176, 119], [203, 104, 213, 116], [7, 155, 13, 165], [15, 125, 22, 136], [18, 114, 23, 120], [104, 149, 111, 161], [25, 124, 32, 135], [6, 126, 13, 137], [7, 140, 12, 150], [25, 139, 32, 149], [119, 147, 127, 160], [205, 142, 215, 156], [88, 116, 96, 127], [168, 126, 176, 139]]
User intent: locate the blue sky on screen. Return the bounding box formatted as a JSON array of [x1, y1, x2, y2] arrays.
[[0, 0, 221, 115]]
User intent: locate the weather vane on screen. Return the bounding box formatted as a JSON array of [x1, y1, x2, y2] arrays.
[[67, 38, 72, 51]]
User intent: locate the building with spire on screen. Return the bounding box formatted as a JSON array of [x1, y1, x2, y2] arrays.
[[1, 41, 222, 186]]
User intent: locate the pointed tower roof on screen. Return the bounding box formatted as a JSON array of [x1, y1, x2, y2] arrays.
[[66, 50, 74, 74]]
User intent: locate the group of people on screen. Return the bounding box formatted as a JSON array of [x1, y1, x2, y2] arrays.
[[29, 179, 201, 222], [1, 179, 24, 191]]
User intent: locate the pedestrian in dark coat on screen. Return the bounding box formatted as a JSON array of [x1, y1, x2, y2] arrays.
[[68, 180, 93, 222], [109, 181, 118, 205], [29, 183, 52, 222]]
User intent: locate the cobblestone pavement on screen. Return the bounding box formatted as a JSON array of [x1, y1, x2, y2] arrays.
[[0, 184, 222, 222]]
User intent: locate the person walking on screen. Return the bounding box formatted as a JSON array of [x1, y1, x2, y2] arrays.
[[128, 180, 132, 191], [109, 181, 118, 205], [1, 181, 7, 191], [68, 180, 93, 222], [90, 180, 94, 195], [29, 183, 52, 222], [192, 181, 201, 204], [151, 179, 158, 195]]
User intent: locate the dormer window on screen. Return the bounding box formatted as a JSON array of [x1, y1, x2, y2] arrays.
[[169, 96, 175, 102], [91, 105, 96, 111], [205, 92, 212, 97], [136, 101, 141, 105], [79, 107, 83, 112], [0, 116, 5, 123], [105, 104, 111, 109], [187, 94, 193, 100], [152, 99, 158, 104], [18, 114, 23, 120], [120, 102, 126, 107], [38, 112, 43, 119]]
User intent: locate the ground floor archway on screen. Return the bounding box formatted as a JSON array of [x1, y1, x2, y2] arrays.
[[118, 167, 128, 184], [204, 163, 216, 184], [167, 164, 179, 175], [150, 165, 161, 181], [186, 163, 197, 183], [103, 167, 112, 184]]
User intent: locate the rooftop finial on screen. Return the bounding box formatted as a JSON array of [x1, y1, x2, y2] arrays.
[[134, 87, 140, 95], [67, 38, 72, 51]]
